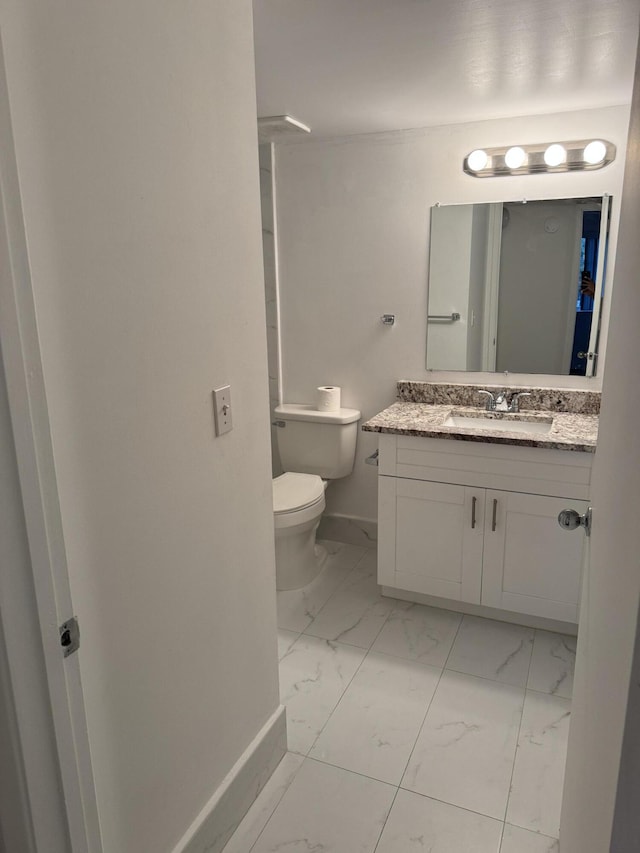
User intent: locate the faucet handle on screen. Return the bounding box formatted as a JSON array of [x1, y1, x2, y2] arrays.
[[508, 391, 532, 413], [476, 390, 496, 411]]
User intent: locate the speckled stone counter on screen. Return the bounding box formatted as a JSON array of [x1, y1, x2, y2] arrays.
[[363, 402, 598, 453], [397, 381, 601, 415]]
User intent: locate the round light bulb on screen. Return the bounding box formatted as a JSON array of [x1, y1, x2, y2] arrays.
[[504, 146, 527, 169], [544, 144, 566, 167], [583, 140, 607, 165], [467, 149, 488, 172]]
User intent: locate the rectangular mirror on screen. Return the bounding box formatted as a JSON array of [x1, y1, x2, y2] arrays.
[[425, 196, 611, 376]]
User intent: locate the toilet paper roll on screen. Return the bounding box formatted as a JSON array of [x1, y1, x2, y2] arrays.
[[316, 386, 341, 412]]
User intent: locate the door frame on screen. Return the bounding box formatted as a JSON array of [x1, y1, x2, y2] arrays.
[[0, 34, 102, 852]]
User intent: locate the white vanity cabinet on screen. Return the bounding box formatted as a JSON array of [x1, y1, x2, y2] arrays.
[[377, 433, 592, 624]]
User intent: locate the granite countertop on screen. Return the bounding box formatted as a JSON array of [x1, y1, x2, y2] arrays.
[[362, 402, 598, 452]]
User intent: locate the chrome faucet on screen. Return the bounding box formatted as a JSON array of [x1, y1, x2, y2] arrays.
[[507, 391, 532, 413], [494, 392, 508, 411], [477, 390, 498, 411], [476, 389, 532, 413]]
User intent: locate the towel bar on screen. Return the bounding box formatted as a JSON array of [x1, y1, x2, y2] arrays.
[[427, 312, 461, 322]]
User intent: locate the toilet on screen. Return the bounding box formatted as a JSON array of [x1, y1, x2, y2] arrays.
[[272, 403, 361, 590]]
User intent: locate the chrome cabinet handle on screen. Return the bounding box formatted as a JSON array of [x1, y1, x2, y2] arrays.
[[492, 499, 498, 532], [471, 496, 477, 529]]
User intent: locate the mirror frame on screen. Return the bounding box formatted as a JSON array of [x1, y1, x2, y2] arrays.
[[425, 195, 612, 377]]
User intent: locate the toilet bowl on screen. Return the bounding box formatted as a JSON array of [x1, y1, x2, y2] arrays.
[[272, 403, 361, 591], [273, 472, 327, 590]]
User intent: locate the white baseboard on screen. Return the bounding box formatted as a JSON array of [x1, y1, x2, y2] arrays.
[[318, 513, 377, 549], [173, 704, 287, 853], [381, 587, 578, 636]]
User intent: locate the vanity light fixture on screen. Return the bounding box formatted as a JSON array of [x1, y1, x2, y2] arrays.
[[543, 143, 567, 167], [583, 140, 607, 165], [464, 139, 616, 177], [504, 146, 527, 169], [467, 148, 489, 171]]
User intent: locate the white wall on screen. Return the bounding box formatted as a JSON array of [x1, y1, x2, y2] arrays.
[[274, 106, 630, 523], [561, 39, 640, 852], [1, 2, 280, 852]]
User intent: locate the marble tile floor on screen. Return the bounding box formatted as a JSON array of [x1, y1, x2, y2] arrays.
[[224, 541, 573, 853]]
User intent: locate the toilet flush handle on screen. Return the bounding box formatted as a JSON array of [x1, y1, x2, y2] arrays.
[[365, 450, 379, 466], [272, 420, 286, 428]]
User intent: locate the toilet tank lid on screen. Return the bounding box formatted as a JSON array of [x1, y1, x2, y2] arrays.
[[275, 403, 361, 425], [273, 472, 325, 513]]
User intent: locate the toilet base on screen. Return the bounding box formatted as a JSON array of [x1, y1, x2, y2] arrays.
[[275, 516, 328, 590]]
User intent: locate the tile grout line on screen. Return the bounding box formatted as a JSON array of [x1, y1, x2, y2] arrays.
[[290, 551, 408, 762], [253, 751, 533, 844], [276, 568, 573, 851], [250, 542, 371, 853], [302, 578, 390, 647], [244, 756, 305, 853], [301, 753, 512, 826], [498, 627, 539, 850], [302, 605, 397, 759], [371, 782, 402, 853], [265, 761, 401, 853], [279, 573, 413, 853], [277, 629, 303, 661], [299, 569, 456, 761], [400, 611, 465, 775], [277, 542, 367, 635], [301, 544, 371, 629], [394, 784, 514, 825], [261, 545, 370, 853], [372, 613, 467, 852], [285, 633, 571, 697]]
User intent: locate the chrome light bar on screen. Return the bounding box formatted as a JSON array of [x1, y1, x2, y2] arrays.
[[464, 139, 616, 178]]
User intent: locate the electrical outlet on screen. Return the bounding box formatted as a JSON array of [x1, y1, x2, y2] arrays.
[[213, 385, 233, 436]]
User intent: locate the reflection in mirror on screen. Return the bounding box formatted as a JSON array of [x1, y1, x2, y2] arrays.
[[426, 196, 611, 376]]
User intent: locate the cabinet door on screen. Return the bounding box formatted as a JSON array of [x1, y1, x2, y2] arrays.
[[378, 476, 484, 603], [481, 490, 588, 622]]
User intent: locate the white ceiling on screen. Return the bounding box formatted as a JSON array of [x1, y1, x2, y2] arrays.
[[253, 0, 640, 137]]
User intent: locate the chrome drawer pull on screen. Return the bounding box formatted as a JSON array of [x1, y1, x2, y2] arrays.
[[492, 499, 498, 532]]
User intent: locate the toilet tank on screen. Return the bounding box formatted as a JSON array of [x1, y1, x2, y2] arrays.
[[275, 404, 361, 479]]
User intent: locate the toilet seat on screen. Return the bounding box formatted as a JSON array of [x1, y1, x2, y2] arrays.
[[273, 472, 325, 514], [273, 473, 326, 531]]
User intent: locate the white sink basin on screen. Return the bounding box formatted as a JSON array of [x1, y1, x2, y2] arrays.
[[443, 414, 553, 435]]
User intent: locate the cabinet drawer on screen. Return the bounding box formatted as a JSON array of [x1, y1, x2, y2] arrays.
[[378, 433, 592, 499]]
